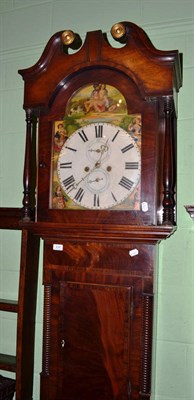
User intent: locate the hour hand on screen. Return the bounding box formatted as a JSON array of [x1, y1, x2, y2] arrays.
[[94, 139, 109, 167]]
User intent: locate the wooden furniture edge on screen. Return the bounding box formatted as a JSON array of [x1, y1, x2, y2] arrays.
[[185, 205, 194, 220]]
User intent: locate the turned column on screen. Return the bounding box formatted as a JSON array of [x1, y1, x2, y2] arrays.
[[162, 97, 176, 225], [22, 109, 35, 221]]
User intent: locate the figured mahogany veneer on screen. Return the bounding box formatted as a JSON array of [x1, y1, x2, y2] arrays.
[[39, 238, 156, 400]]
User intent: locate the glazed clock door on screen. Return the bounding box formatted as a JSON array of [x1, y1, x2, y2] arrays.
[[57, 281, 132, 400]]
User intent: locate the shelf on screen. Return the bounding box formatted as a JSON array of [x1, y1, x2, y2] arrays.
[[19, 220, 176, 243], [0, 299, 18, 313], [0, 353, 16, 372]]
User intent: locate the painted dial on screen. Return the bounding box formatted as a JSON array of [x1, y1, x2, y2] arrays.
[[57, 122, 141, 209]]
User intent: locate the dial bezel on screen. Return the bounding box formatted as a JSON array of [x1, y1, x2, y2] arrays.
[[56, 122, 141, 210]]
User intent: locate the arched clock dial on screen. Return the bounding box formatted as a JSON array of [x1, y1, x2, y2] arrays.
[[57, 122, 141, 209]]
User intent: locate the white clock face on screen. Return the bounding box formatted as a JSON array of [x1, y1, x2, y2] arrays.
[[57, 122, 141, 209]]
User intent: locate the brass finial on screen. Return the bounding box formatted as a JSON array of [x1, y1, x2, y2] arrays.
[[61, 30, 76, 46], [61, 30, 82, 50], [111, 23, 126, 40]]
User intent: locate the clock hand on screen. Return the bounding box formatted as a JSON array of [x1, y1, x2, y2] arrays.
[[89, 143, 109, 153], [66, 139, 109, 194], [88, 148, 101, 153], [88, 177, 104, 184], [94, 139, 109, 168], [100, 142, 109, 153], [66, 162, 101, 194]]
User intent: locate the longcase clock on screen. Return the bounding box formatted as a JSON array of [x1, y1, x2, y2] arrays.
[[19, 21, 182, 400]]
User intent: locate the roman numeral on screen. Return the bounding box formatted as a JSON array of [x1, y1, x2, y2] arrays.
[[125, 162, 139, 169], [112, 130, 119, 142], [121, 143, 134, 153], [95, 125, 103, 138], [63, 175, 75, 190], [74, 188, 85, 202], [60, 162, 72, 169], [111, 192, 117, 202], [94, 194, 100, 207], [65, 146, 77, 152], [78, 130, 88, 142], [119, 176, 134, 191]]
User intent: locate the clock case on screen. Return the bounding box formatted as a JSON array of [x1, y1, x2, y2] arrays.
[[18, 21, 182, 228], [17, 22, 182, 400]]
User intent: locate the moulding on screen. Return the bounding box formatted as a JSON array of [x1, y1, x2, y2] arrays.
[[185, 205, 194, 220]]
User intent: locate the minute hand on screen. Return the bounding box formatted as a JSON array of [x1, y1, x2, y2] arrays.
[[66, 164, 97, 194], [66, 139, 109, 194]]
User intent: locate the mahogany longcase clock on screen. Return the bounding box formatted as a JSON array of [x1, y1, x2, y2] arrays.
[[19, 21, 182, 400]]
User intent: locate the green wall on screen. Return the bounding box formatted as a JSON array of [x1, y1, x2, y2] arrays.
[[0, 1, 193, 399]]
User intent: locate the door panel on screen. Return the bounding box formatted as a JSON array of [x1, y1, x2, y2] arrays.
[[58, 282, 132, 400]]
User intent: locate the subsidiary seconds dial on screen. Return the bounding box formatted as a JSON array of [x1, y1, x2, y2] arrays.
[[57, 122, 141, 209]]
